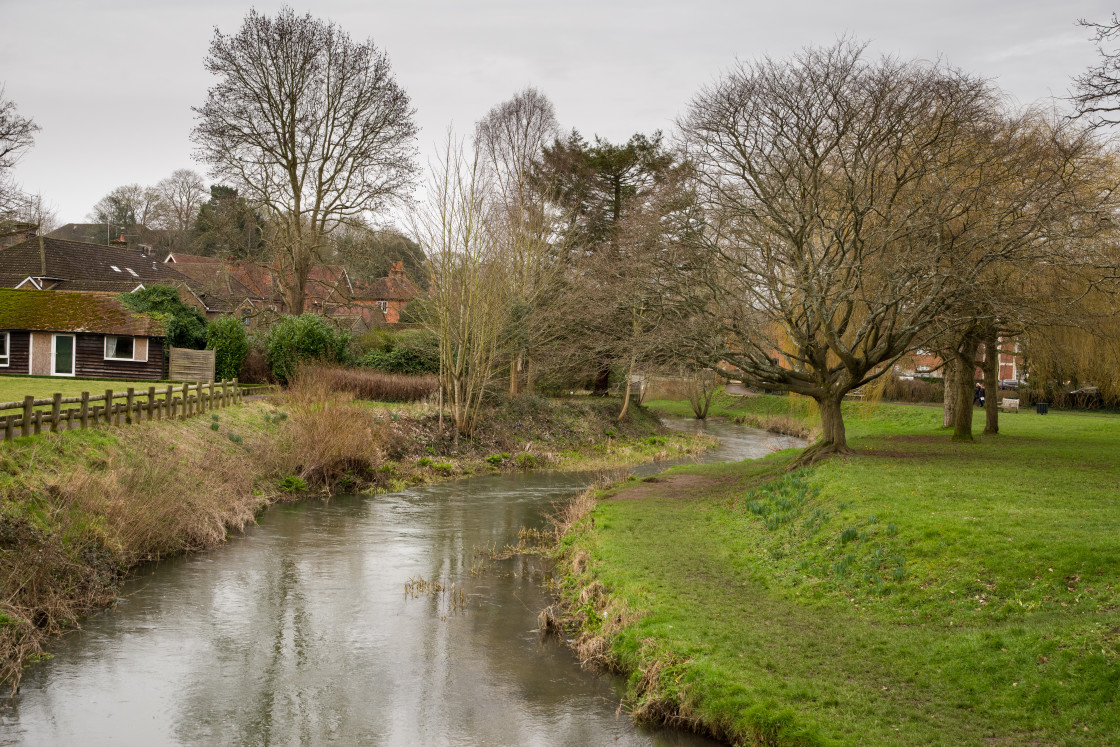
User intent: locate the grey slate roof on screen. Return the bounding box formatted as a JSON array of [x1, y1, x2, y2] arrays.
[[0, 236, 193, 291]]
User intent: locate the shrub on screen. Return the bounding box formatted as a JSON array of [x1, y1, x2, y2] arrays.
[[359, 329, 440, 375], [207, 315, 250, 381], [516, 453, 537, 469], [264, 314, 351, 384], [239, 343, 272, 384], [120, 285, 208, 349]]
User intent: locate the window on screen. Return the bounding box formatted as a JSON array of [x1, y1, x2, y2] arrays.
[[0, 332, 8, 367], [105, 335, 136, 360], [110, 265, 121, 273], [378, 301, 388, 313], [125, 268, 139, 277]]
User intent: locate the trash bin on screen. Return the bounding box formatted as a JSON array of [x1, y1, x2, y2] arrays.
[[1035, 402, 1049, 415]]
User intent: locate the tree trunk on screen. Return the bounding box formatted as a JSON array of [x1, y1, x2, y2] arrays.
[[795, 394, 851, 465], [617, 356, 636, 421], [525, 353, 535, 394], [952, 336, 980, 441], [983, 329, 999, 435], [942, 356, 958, 428], [509, 354, 520, 397]]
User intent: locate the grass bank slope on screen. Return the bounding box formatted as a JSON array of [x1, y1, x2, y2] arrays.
[[0, 390, 705, 690], [555, 399, 1120, 745]]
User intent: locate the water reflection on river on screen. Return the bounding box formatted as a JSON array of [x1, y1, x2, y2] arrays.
[[0, 418, 797, 746]]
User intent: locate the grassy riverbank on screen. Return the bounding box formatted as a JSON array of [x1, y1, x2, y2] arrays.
[[0, 386, 706, 690], [551, 397, 1120, 745]]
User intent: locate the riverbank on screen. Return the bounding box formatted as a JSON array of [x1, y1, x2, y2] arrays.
[[550, 398, 1120, 745], [0, 386, 709, 690]]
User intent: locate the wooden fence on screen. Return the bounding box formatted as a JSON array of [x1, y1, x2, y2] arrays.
[[0, 379, 243, 441], [169, 347, 217, 383]]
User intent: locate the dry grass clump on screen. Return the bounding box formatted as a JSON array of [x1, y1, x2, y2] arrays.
[[297, 364, 437, 402], [54, 429, 262, 563], [272, 374, 386, 487], [882, 375, 944, 403], [731, 412, 817, 440], [1, 413, 273, 691]]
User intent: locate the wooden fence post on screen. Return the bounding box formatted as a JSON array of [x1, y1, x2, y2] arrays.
[[208, 381, 215, 411], [126, 388, 135, 425], [22, 396, 33, 437], [165, 385, 174, 419], [33, 410, 42, 435], [5, 415, 13, 441], [148, 387, 156, 421], [50, 393, 61, 433], [181, 383, 189, 420], [80, 392, 89, 429], [104, 389, 114, 426], [233, 378, 241, 404]]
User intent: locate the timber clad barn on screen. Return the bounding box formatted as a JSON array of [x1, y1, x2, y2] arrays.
[[0, 290, 167, 379]]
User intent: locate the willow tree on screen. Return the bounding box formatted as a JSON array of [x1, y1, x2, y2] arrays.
[[412, 133, 509, 437], [930, 114, 1119, 441], [192, 8, 418, 314], [677, 40, 1052, 460]]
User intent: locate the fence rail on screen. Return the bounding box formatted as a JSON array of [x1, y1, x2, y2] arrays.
[[0, 379, 243, 441]]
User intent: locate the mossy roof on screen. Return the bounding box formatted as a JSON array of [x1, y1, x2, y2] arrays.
[[0, 289, 166, 337]]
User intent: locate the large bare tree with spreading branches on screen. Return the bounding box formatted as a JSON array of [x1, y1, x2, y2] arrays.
[[192, 7, 418, 313], [677, 40, 1112, 460]]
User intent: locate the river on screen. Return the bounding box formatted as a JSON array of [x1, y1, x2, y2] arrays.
[[0, 417, 798, 746]]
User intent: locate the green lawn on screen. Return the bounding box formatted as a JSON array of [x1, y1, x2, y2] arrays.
[[560, 397, 1120, 745], [0, 375, 186, 416]]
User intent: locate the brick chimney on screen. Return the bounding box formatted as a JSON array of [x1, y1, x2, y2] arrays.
[[389, 261, 406, 281]]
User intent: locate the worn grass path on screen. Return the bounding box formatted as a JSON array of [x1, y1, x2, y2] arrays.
[[561, 400, 1120, 745]]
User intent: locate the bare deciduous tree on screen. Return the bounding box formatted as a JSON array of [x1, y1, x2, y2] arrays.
[[0, 86, 40, 220], [475, 87, 562, 395], [192, 7, 419, 314], [88, 183, 165, 244], [1071, 14, 1120, 129], [412, 133, 509, 437], [0, 85, 38, 171], [676, 40, 1100, 460], [156, 169, 208, 246]]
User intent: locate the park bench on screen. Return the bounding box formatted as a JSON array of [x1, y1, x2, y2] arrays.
[[1000, 398, 1020, 412], [845, 386, 867, 400]]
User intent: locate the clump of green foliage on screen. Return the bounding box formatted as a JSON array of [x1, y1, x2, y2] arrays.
[[264, 314, 351, 384], [279, 475, 307, 493], [358, 329, 439, 375], [120, 285, 208, 349], [207, 315, 250, 380]]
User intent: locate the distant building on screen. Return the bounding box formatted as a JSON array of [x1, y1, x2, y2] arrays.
[[349, 261, 418, 323]]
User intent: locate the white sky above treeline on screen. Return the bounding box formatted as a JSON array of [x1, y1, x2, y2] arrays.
[[0, 0, 1113, 224]]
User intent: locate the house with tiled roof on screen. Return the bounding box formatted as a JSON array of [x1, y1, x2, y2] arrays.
[[0, 289, 167, 379], [349, 261, 418, 323], [0, 236, 192, 293]]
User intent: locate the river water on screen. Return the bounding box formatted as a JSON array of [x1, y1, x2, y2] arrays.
[[0, 418, 798, 747]]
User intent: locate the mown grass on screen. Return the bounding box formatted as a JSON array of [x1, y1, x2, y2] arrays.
[[556, 398, 1120, 745], [0, 375, 189, 416]]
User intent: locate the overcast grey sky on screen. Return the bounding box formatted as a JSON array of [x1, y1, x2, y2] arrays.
[[0, 0, 1112, 223]]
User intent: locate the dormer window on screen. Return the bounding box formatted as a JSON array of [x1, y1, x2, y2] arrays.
[[110, 265, 121, 272]]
